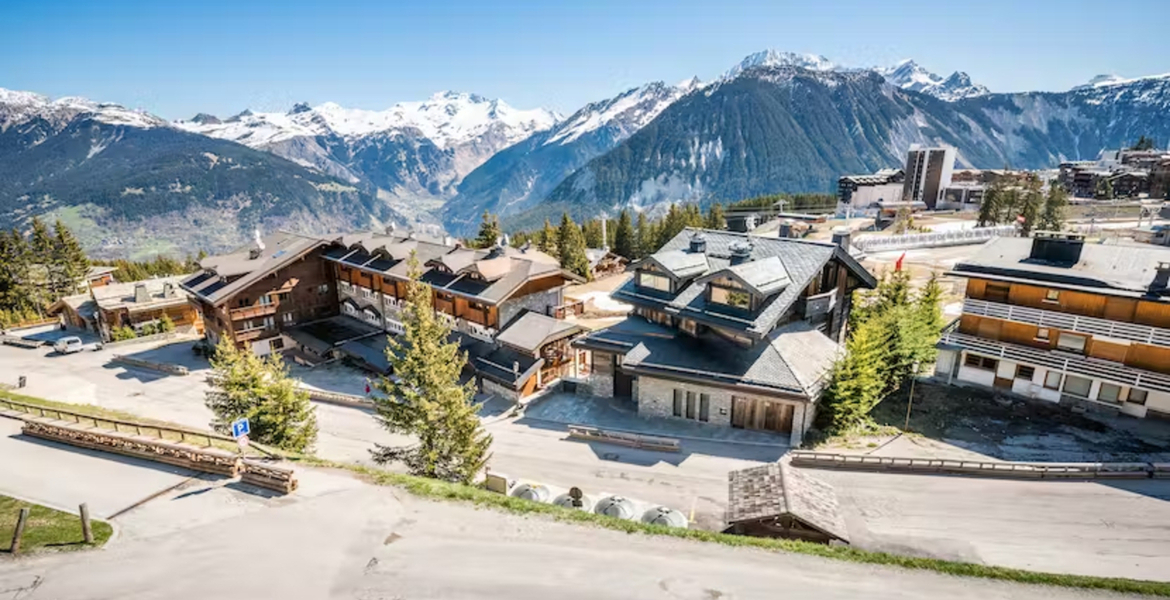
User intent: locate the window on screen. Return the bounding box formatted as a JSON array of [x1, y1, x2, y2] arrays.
[[263, 316, 274, 328], [672, 390, 683, 417], [1015, 365, 1036, 381], [343, 303, 357, 316], [985, 283, 1010, 302], [277, 292, 291, 302], [1062, 374, 1092, 398], [680, 319, 697, 336], [638, 271, 671, 292], [317, 283, 329, 295], [710, 286, 752, 309], [1056, 333, 1087, 353], [686, 391, 696, 419], [1044, 371, 1062, 390], [270, 338, 285, 351], [699, 394, 710, 422], [259, 295, 273, 306], [1044, 289, 1060, 303], [1036, 328, 1050, 342], [282, 312, 294, 324], [237, 298, 248, 308], [361, 287, 373, 299], [1128, 389, 1148, 405], [1098, 382, 1122, 404], [963, 354, 998, 371]]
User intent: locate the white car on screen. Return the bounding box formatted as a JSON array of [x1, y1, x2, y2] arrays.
[[54, 336, 98, 354]]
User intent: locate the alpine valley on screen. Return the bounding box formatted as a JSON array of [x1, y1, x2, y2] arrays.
[[2, 49, 1169, 255]]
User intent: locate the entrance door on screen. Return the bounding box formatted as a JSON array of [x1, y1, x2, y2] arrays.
[[731, 396, 793, 434], [613, 366, 634, 398]]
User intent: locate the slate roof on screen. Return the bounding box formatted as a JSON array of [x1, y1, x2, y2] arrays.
[[322, 233, 579, 305], [285, 315, 382, 355], [92, 275, 192, 313], [614, 228, 875, 338], [698, 256, 790, 297], [182, 232, 326, 305], [647, 249, 709, 279], [495, 311, 582, 355], [475, 346, 543, 388], [576, 317, 839, 398], [952, 236, 1170, 300], [727, 462, 849, 543]]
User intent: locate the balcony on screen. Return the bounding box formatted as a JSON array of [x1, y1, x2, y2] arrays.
[[962, 298, 1170, 346], [235, 327, 269, 342], [456, 318, 497, 343], [940, 327, 1170, 393], [230, 303, 277, 320]]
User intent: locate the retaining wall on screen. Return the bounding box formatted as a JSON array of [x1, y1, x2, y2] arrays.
[[112, 355, 189, 376], [791, 451, 1168, 480]]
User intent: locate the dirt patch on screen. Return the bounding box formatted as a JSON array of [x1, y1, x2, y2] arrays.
[[866, 381, 1170, 462]]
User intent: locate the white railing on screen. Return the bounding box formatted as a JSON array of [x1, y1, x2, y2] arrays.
[[940, 329, 1170, 393], [853, 225, 1016, 252], [963, 298, 1170, 346], [457, 318, 497, 343]]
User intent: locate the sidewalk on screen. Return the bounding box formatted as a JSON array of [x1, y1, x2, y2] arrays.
[[520, 392, 789, 447]]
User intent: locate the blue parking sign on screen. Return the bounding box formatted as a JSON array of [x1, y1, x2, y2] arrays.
[[231, 418, 251, 438]]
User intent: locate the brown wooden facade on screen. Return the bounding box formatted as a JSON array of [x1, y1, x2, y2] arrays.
[[965, 278, 1170, 329]]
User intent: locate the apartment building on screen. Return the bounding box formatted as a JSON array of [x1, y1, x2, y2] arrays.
[[574, 228, 876, 445], [936, 232, 1170, 420], [181, 232, 338, 356], [901, 146, 956, 208], [836, 168, 904, 214]]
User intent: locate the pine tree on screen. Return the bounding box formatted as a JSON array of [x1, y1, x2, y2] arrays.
[[635, 212, 651, 258], [705, 203, 726, 230], [536, 218, 558, 255], [916, 272, 945, 335], [205, 337, 318, 452], [614, 210, 636, 259], [0, 229, 34, 313], [1132, 135, 1156, 151], [557, 213, 592, 280], [816, 315, 887, 432], [582, 219, 605, 249], [474, 210, 502, 249], [27, 217, 55, 308], [371, 252, 492, 483], [52, 220, 89, 298], [1038, 183, 1068, 231], [977, 182, 1002, 226], [1017, 176, 1043, 236]]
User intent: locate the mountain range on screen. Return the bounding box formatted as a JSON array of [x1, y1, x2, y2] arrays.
[[2, 50, 1168, 254]]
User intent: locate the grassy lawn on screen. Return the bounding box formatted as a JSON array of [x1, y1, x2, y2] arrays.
[[1, 496, 112, 554]]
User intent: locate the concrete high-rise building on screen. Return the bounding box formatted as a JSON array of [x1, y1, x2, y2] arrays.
[[901, 145, 956, 208]]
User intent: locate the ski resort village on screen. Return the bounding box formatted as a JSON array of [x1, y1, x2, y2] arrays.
[[3, 39, 1170, 600]]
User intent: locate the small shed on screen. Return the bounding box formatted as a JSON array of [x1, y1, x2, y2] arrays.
[[724, 462, 849, 545]]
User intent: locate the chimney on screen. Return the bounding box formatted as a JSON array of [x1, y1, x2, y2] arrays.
[[513, 361, 520, 375], [163, 282, 175, 298], [386, 222, 397, 235], [1029, 231, 1085, 265], [1153, 262, 1170, 292], [831, 226, 852, 250], [444, 235, 455, 247], [134, 283, 149, 303], [778, 219, 794, 239], [729, 240, 753, 266], [689, 232, 707, 254]]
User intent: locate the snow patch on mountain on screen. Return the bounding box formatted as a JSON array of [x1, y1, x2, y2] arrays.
[[0, 87, 165, 131], [545, 79, 701, 146], [724, 50, 836, 79], [877, 60, 989, 101]]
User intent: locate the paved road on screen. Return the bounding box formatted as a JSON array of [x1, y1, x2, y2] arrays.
[[0, 418, 192, 518], [0, 468, 1140, 600]]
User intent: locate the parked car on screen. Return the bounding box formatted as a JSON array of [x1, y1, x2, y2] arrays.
[[53, 336, 101, 354]]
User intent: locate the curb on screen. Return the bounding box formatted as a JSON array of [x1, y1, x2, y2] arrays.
[[516, 416, 789, 449]]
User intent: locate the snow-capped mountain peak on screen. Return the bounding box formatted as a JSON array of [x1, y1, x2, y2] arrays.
[[877, 60, 989, 101], [724, 50, 837, 79], [545, 78, 702, 146], [0, 87, 166, 131]]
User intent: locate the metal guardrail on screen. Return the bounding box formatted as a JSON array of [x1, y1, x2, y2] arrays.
[[0, 396, 276, 457], [790, 451, 1164, 479], [853, 225, 1016, 252], [961, 298, 1170, 346]]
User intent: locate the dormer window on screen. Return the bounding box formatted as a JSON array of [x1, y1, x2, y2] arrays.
[[638, 271, 671, 293], [708, 277, 754, 310]]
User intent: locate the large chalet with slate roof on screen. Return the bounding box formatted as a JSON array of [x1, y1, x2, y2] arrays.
[[574, 228, 876, 445]]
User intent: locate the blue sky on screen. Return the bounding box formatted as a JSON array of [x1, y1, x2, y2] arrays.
[[2, 0, 1168, 119]]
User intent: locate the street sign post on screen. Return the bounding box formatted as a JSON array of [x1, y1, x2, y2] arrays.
[[231, 418, 251, 439]]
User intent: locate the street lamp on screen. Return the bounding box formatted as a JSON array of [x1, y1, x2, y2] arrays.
[[903, 360, 921, 432]]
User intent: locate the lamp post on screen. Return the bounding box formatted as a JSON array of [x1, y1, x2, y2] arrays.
[[903, 361, 921, 432]]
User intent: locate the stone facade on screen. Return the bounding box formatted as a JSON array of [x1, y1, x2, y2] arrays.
[[482, 377, 519, 403], [500, 287, 563, 329], [635, 375, 810, 446], [585, 351, 616, 398]]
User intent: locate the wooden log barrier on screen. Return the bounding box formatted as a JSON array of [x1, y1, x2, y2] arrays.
[[241, 460, 298, 494]]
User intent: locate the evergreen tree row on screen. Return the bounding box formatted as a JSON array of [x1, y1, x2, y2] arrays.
[[977, 176, 1068, 234], [0, 217, 89, 327]]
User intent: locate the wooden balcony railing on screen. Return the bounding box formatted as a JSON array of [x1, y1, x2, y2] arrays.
[[962, 298, 1170, 346], [940, 328, 1170, 393], [230, 303, 277, 320]]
